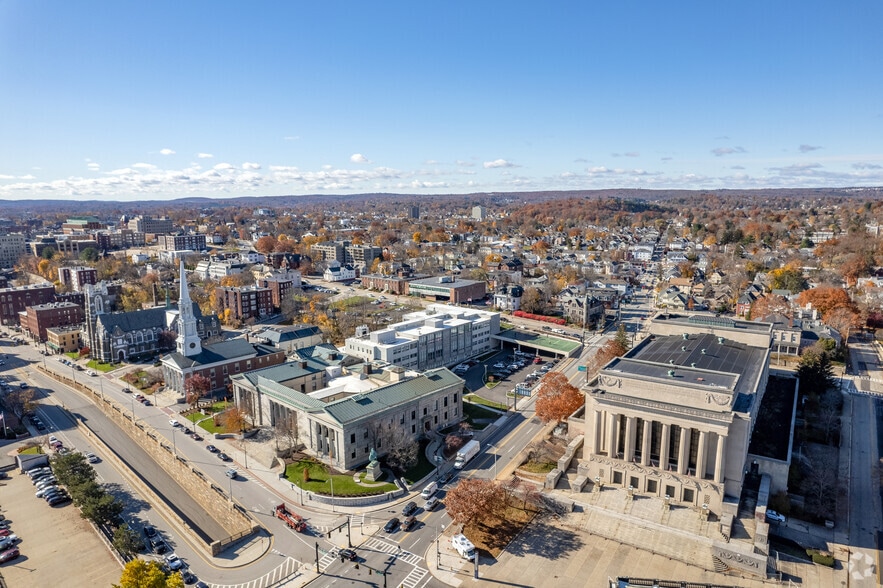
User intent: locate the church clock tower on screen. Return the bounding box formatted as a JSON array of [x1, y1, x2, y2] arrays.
[[176, 260, 202, 357]]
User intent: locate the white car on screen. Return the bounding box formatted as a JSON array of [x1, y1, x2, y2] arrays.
[[85, 453, 99, 463], [169, 419, 180, 428], [766, 510, 786, 523], [86, 370, 97, 376], [165, 553, 184, 571]]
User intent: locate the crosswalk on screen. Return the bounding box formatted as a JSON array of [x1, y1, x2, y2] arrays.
[[361, 537, 424, 566], [209, 556, 302, 588], [399, 566, 428, 588]]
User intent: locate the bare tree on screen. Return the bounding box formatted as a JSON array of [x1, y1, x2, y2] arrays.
[[5, 388, 36, 419], [803, 451, 838, 519], [366, 421, 419, 473], [817, 393, 842, 445], [445, 478, 506, 529], [275, 412, 301, 457]]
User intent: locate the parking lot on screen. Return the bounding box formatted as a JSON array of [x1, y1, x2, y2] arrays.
[[0, 462, 121, 587]]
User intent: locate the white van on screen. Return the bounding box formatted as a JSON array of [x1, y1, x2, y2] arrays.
[[451, 533, 476, 560], [420, 481, 438, 499]]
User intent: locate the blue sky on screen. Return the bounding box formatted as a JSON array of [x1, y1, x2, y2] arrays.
[[1, 1, 882, 201]]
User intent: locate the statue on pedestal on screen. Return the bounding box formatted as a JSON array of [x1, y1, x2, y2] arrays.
[[365, 447, 382, 482]]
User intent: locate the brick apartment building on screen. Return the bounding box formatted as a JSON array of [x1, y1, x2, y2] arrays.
[[257, 274, 299, 312], [58, 266, 98, 292], [216, 285, 274, 321], [24, 301, 85, 342], [158, 234, 207, 252], [0, 283, 57, 326]]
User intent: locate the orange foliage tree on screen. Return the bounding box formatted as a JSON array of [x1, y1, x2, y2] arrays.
[[796, 286, 855, 319], [184, 373, 212, 409], [535, 372, 584, 423]]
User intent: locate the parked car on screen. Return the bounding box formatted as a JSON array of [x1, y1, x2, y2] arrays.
[[143, 524, 157, 539], [225, 468, 237, 479], [165, 553, 184, 571], [0, 547, 19, 563], [85, 453, 99, 463], [206, 445, 218, 453], [169, 419, 180, 428], [766, 510, 786, 523], [383, 517, 400, 533], [217, 453, 231, 462], [48, 493, 72, 506], [181, 570, 197, 584], [153, 540, 170, 555]]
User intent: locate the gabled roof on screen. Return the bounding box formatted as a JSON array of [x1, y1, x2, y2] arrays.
[[163, 339, 275, 369], [96, 302, 205, 333]]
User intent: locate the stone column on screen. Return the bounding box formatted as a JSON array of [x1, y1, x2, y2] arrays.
[[677, 426, 691, 475], [607, 412, 618, 458], [641, 419, 652, 466], [660, 423, 670, 470], [624, 416, 636, 462], [591, 410, 602, 455], [695, 430, 707, 479], [715, 434, 727, 483]]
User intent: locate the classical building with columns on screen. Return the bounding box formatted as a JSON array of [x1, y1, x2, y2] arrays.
[[580, 314, 773, 515]]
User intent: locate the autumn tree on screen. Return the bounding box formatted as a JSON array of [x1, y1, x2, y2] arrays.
[[535, 372, 584, 423], [274, 413, 301, 458], [768, 265, 807, 292], [824, 306, 861, 342], [585, 334, 629, 375], [114, 559, 185, 588], [4, 387, 36, 419], [796, 286, 854, 319], [444, 478, 506, 528], [254, 235, 279, 255], [221, 405, 250, 433], [185, 373, 212, 409]]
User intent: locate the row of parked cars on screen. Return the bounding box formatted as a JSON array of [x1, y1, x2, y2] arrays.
[[0, 488, 21, 564], [27, 463, 72, 507], [142, 525, 204, 585]]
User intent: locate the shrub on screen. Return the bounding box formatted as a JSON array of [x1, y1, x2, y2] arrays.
[[807, 549, 835, 567]]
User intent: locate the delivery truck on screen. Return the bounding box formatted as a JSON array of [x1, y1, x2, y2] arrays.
[[454, 439, 480, 469]]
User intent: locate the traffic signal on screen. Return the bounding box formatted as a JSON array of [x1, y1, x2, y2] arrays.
[[354, 563, 359, 569]]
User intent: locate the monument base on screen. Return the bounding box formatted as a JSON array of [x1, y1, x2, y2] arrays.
[[365, 461, 382, 482]]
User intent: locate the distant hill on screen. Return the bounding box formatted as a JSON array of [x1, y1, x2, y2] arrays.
[[1, 186, 882, 214]]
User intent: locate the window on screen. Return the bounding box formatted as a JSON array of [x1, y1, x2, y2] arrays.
[[434, 416, 438, 424], [683, 488, 695, 503], [444, 411, 447, 420], [423, 407, 427, 416], [363, 431, 368, 439], [646, 479, 658, 494], [351, 450, 356, 459], [350, 433, 355, 443], [612, 471, 623, 485], [411, 410, 416, 420], [629, 476, 639, 489], [444, 397, 448, 407], [453, 393, 458, 403]]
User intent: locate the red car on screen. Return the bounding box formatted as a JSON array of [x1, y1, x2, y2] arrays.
[[0, 547, 19, 563]]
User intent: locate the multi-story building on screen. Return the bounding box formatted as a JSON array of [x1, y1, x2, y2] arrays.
[[161, 262, 284, 395], [23, 301, 84, 342], [560, 294, 606, 328], [128, 215, 175, 235], [406, 275, 486, 304], [158, 234, 207, 252], [62, 216, 104, 234], [83, 277, 219, 363], [58, 266, 98, 292], [232, 361, 463, 471], [347, 244, 383, 269], [493, 284, 523, 311], [312, 241, 347, 263], [472, 206, 486, 221], [0, 283, 56, 326], [344, 304, 500, 371], [0, 233, 27, 269], [257, 272, 300, 311], [45, 325, 82, 354], [215, 285, 273, 321], [95, 229, 145, 250], [580, 314, 774, 516]]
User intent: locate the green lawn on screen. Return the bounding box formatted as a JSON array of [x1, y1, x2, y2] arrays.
[[186, 413, 226, 434], [462, 400, 501, 429], [285, 460, 397, 496], [465, 393, 507, 412], [86, 360, 116, 372], [65, 352, 79, 360], [19, 446, 43, 455]]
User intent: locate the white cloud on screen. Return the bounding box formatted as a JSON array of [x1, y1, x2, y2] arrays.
[[242, 162, 262, 170], [798, 144, 822, 153], [159, 148, 176, 156], [456, 160, 476, 167], [87, 162, 100, 171], [197, 153, 214, 159], [350, 153, 370, 164], [0, 174, 15, 180], [853, 162, 882, 170], [132, 163, 157, 170], [213, 163, 235, 171], [711, 146, 746, 156], [483, 159, 516, 169]]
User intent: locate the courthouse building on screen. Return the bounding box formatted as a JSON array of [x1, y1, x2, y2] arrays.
[[580, 314, 773, 515]]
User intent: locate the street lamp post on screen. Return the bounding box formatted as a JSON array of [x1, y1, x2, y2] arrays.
[[171, 427, 177, 456], [436, 524, 446, 568]]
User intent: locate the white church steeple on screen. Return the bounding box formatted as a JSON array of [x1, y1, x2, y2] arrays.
[[176, 259, 202, 357]]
